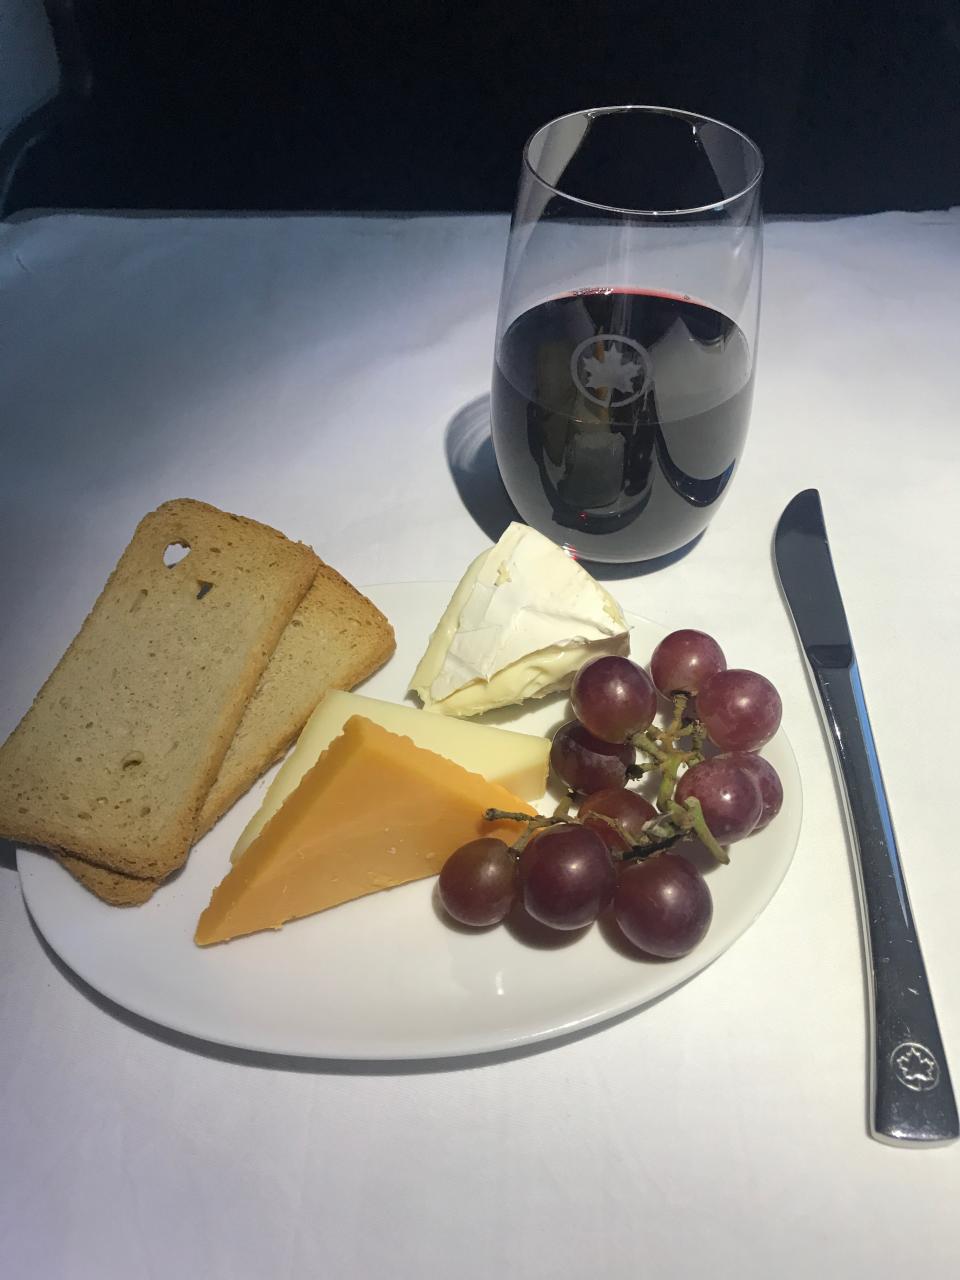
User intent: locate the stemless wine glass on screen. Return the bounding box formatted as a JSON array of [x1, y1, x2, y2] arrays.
[[491, 105, 763, 562]]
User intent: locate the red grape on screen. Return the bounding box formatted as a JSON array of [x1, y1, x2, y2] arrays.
[[697, 668, 782, 751], [550, 720, 635, 793], [571, 656, 657, 743], [674, 757, 762, 844], [614, 854, 713, 958], [649, 629, 727, 696], [717, 752, 783, 831], [518, 823, 616, 930], [578, 788, 658, 854], [438, 838, 517, 926]]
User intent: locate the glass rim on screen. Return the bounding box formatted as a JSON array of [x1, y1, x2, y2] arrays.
[[522, 104, 764, 218]]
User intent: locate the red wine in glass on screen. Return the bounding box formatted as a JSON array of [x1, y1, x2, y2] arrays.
[[492, 107, 763, 563], [492, 287, 754, 561]]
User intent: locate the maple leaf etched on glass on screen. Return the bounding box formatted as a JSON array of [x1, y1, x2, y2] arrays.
[[582, 349, 642, 395], [571, 335, 651, 408]]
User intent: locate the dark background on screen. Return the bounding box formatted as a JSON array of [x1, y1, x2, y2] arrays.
[[5, 0, 960, 215]]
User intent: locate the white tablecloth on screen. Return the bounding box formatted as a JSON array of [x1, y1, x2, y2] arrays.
[[2, 210, 959, 1278]]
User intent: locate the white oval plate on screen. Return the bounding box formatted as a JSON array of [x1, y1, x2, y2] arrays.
[[18, 582, 801, 1060]]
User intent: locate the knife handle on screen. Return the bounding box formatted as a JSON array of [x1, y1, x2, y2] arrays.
[[814, 661, 958, 1145]]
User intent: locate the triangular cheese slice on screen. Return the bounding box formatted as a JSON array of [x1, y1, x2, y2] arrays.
[[195, 716, 535, 945], [230, 689, 550, 863], [410, 522, 629, 717]]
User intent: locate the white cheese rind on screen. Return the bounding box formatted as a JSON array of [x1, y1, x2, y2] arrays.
[[410, 523, 629, 716]]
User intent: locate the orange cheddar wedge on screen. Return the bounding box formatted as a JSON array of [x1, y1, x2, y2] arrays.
[[195, 716, 535, 945]]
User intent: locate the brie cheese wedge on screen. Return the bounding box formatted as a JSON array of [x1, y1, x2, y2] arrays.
[[410, 523, 630, 717]]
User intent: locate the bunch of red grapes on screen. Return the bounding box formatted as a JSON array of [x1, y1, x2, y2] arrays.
[[439, 630, 784, 961]]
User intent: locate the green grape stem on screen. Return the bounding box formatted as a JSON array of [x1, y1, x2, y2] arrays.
[[553, 791, 576, 821], [483, 809, 560, 855], [485, 804, 685, 863], [506, 681, 731, 870], [677, 796, 729, 865], [636, 704, 703, 813], [657, 754, 682, 811], [578, 808, 636, 853], [484, 808, 550, 825], [667, 692, 688, 737], [632, 732, 670, 764]]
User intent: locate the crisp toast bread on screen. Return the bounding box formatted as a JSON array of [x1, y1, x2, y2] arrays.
[[56, 852, 160, 906], [57, 562, 396, 902], [0, 500, 319, 879], [197, 561, 395, 830]]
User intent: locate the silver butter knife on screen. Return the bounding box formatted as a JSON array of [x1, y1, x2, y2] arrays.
[[775, 489, 957, 1146]]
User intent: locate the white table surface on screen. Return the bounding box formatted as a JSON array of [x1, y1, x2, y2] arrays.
[[2, 209, 959, 1278]]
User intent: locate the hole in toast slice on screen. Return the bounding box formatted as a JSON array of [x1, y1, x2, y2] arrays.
[[163, 541, 190, 567], [196, 580, 214, 600]]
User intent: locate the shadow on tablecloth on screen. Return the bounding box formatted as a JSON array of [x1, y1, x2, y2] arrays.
[[444, 393, 518, 546], [444, 394, 704, 578]]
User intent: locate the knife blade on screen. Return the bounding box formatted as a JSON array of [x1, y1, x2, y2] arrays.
[[775, 489, 957, 1146]]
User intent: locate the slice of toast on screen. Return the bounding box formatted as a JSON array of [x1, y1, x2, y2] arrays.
[[197, 561, 395, 831], [0, 499, 319, 879], [56, 853, 160, 906], [55, 563, 396, 903]]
